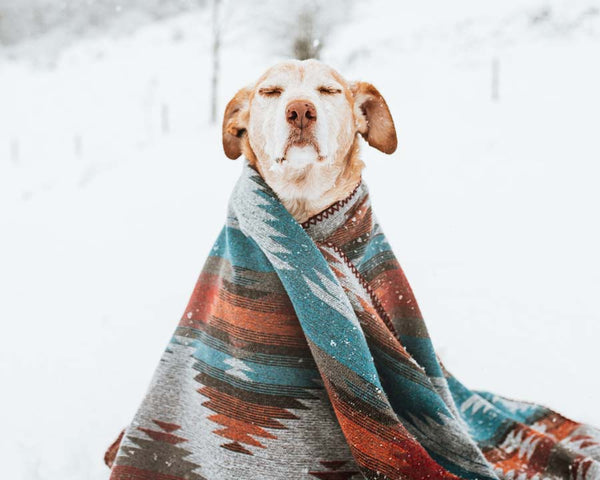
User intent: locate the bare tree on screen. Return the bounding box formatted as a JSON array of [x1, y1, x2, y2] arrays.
[[293, 8, 321, 60], [210, 0, 221, 124], [252, 0, 354, 61], [0, 0, 208, 47], [492, 56, 500, 102]]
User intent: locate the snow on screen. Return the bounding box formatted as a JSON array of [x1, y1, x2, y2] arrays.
[[1, 1, 599, 478]]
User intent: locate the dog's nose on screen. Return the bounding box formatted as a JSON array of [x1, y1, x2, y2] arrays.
[[286, 100, 317, 129]]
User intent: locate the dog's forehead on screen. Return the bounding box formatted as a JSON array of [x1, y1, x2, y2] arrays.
[[257, 60, 344, 88]]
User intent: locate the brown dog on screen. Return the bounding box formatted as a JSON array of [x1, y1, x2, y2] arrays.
[[105, 60, 396, 470], [222, 59, 397, 222]]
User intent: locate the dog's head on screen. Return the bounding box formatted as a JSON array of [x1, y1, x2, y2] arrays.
[[222, 59, 396, 220]]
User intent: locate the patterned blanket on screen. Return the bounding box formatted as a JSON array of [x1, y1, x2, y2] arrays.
[[107, 162, 600, 480]]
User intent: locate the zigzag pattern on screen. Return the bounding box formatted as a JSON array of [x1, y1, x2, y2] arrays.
[[301, 182, 362, 228], [108, 162, 600, 480]]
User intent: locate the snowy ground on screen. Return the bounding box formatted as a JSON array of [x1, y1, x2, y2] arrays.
[[1, 1, 599, 478]]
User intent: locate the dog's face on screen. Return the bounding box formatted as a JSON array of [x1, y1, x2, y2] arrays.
[[249, 61, 353, 171], [222, 59, 397, 220]]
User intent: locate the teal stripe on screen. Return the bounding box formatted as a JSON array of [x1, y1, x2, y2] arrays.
[[359, 231, 392, 266], [211, 225, 273, 272], [191, 340, 319, 388], [399, 335, 444, 377]]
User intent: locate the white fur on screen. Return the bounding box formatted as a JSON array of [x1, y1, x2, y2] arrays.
[[248, 60, 351, 173], [283, 145, 319, 169], [246, 60, 359, 216]]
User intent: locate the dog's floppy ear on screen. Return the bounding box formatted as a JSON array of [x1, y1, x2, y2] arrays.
[[222, 86, 251, 159], [350, 81, 397, 154]]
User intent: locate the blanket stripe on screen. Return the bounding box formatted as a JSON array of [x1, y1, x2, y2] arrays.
[[108, 162, 600, 480]]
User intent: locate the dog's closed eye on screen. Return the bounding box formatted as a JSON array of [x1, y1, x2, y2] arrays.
[[318, 86, 342, 95], [259, 86, 283, 97]]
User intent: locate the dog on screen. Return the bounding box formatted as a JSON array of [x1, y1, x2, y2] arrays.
[[222, 58, 397, 222], [105, 58, 397, 471]]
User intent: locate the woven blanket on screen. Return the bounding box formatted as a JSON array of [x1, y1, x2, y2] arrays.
[[108, 162, 600, 480]]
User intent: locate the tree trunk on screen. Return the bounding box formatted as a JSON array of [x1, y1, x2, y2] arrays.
[[210, 0, 221, 124]]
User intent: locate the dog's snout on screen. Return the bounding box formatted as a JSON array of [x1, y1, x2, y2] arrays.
[[286, 100, 317, 129]]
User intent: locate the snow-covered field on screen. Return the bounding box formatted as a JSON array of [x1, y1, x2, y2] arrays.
[[1, 1, 599, 478]]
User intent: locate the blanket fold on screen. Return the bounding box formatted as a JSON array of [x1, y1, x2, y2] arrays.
[[108, 162, 600, 480]]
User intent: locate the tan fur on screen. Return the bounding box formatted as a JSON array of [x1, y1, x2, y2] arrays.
[[222, 87, 251, 160], [350, 81, 398, 154], [221, 60, 396, 223]]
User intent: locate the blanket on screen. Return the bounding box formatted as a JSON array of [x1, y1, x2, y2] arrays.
[[107, 161, 600, 480]]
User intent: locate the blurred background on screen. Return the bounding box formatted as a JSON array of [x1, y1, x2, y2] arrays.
[[1, 0, 599, 478]]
